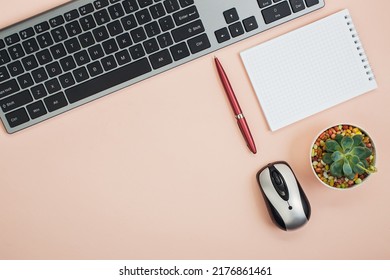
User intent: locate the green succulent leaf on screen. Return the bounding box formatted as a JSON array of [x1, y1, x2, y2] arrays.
[[325, 140, 342, 152], [341, 136, 354, 152], [343, 158, 353, 176], [351, 146, 372, 160], [330, 160, 343, 177], [354, 163, 366, 175], [353, 135, 363, 146], [331, 151, 343, 162], [322, 153, 333, 164], [347, 172, 356, 180], [335, 134, 343, 145]]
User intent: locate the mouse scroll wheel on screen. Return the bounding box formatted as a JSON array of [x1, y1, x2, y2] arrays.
[[271, 171, 283, 186]]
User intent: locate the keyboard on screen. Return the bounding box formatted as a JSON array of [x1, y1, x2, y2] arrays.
[[0, 0, 324, 133]]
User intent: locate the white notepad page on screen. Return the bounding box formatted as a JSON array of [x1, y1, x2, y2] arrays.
[[240, 9, 377, 131]]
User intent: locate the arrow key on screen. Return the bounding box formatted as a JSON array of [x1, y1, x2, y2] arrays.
[[215, 27, 230, 44], [243, 16, 259, 32], [228, 22, 244, 38]]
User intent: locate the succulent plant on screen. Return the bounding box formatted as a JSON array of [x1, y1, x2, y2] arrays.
[[323, 134, 376, 179]]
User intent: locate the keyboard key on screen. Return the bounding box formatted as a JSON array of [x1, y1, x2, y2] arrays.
[[73, 67, 90, 83], [36, 49, 53, 65], [107, 20, 124, 36], [170, 42, 189, 61], [0, 79, 20, 99], [243, 16, 259, 32], [64, 9, 80, 21], [0, 50, 11, 65], [79, 32, 96, 48], [0, 90, 33, 113], [45, 61, 63, 78], [143, 38, 159, 54], [136, 9, 152, 25], [44, 92, 68, 112], [50, 15, 65, 27], [65, 21, 82, 37], [17, 73, 34, 89], [59, 73, 76, 88], [229, 22, 244, 38], [257, 0, 273, 8], [31, 84, 48, 99], [150, 3, 166, 19], [60, 56, 77, 72], [7, 61, 24, 77], [145, 21, 161, 37], [178, 0, 194, 8], [123, 0, 139, 14], [64, 38, 81, 54], [22, 38, 40, 54], [93, 26, 109, 42], [0, 66, 10, 83], [164, 0, 180, 13], [5, 107, 29, 128], [138, 0, 153, 8], [5, 33, 20, 46], [173, 5, 199, 26], [50, 43, 67, 59], [149, 49, 172, 69], [37, 32, 54, 48], [0, 39, 4, 49], [262, 1, 292, 24], [121, 14, 138, 30], [8, 44, 25, 60], [102, 39, 119, 54], [157, 32, 173, 48], [94, 10, 111, 25], [129, 44, 145, 59], [101, 55, 118, 70], [20, 27, 35, 40], [223, 8, 239, 24], [45, 78, 61, 94], [187, 33, 210, 54], [34, 22, 50, 34], [215, 27, 230, 43], [87, 61, 104, 77], [31, 67, 49, 83], [74, 50, 91, 66], [159, 16, 175, 32], [305, 0, 319, 7], [27, 100, 47, 119], [115, 50, 132, 65], [79, 3, 95, 15], [289, 0, 306, 13], [80, 15, 97, 31], [51, 26, 68, 42], [116, 33, 133, 49], [171, 19, 205, 42], [22, 55, 39, 71], [88, 44, 105, 60], [108, 3, 125, 19], [130, 27, 147, 43], [65, 58, 151, 103], [94, 0, 109, 9]]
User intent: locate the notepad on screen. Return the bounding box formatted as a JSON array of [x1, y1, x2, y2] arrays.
[[240, 9, 377, 131]]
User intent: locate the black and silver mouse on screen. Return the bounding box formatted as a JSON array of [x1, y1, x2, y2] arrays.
[[256, 161, 311, 231]]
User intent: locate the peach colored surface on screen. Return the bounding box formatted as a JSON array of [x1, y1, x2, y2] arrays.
[[1, 0, 389, 260]]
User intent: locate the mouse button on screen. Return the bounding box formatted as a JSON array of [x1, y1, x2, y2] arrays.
[[271, 171, 282, 186]]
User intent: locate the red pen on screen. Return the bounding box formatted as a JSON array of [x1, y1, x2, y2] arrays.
[[214, 56, 257, 154]]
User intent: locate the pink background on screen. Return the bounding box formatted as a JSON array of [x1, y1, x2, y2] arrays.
[[1, 0, 389, 259]]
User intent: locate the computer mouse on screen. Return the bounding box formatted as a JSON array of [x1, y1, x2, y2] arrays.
[[256, 161, 311, 231]]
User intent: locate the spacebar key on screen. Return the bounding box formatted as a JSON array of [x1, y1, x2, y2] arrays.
[[65, 58, 152, 104]]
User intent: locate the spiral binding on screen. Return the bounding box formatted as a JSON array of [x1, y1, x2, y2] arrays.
[[345, 14, 375, 81]]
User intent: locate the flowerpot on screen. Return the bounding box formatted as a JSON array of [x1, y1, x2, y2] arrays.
[[310, 124, 377, 190]]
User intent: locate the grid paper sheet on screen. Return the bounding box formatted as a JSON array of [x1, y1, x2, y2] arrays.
[[240, 9, 377, 131]]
